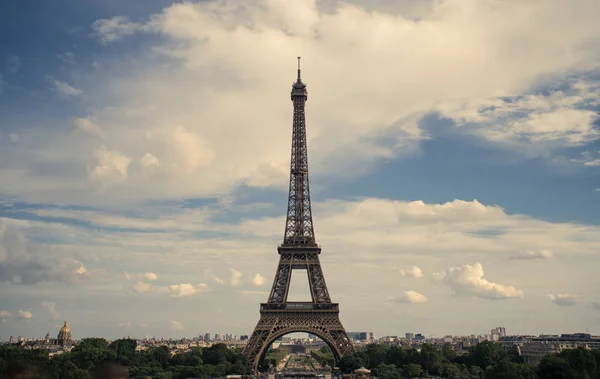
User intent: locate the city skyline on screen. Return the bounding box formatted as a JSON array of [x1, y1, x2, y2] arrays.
[[1, 0, 600, 340]]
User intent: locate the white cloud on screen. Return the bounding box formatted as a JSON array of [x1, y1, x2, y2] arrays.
[[18, 310, 32, 320], [438, 91, 600, 151], [74, 118, 106, 139], [511, 249, 554, 260], [3, 0, 599, 205], [171, 320, 183, 331], [0, 222, 90, 285], [549, 293, 576, 306], [229, 269, 242, 286], [584, 159, 600, 167], [169, 283, 208, 297], [132, 281, 153, 294], [400, 266, 423, 278], [92, 16, 157, 43], [48, 77, 83, 97], [395, 290, 428, 304], [433, 263, 524, 300], [118, 321, 131, 328], [58, 52, 76, 65], [91, 146, 132, 185], [143, 272, 157, 281], [40, 301, 60, 320], [251, 273, 266, 286]]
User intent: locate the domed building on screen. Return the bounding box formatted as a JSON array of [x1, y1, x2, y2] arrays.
[[57, 321, 72, 346]]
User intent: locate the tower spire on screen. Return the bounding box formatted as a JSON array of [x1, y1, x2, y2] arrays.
[[284, 57, 314, 246]]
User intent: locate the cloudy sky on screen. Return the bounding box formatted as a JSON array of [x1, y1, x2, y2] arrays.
[[1, 0, 600, 341]]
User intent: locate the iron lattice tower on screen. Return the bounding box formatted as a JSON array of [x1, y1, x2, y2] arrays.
[[243, 58, 353, 372]]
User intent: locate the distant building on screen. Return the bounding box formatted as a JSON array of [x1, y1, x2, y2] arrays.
[[522, 334, 600, 365], [57, 321, 72, 347], [405, 333, 415, 341], [414, 334, 425, 341], [204, 333, 211, 341], [240, 335, 249, 341], [491, 327, 507, 342], [348, 332, 374, 341]]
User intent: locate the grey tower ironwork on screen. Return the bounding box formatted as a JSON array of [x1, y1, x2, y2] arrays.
[[243, 58, 353, 372]]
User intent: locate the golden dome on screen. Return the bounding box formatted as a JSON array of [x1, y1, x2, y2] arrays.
[[58, 321, 72, 342]]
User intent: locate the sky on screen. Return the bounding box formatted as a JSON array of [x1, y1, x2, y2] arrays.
[[1, 0, 600, 341]]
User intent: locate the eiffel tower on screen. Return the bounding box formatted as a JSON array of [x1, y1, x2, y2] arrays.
[[243, 58, 353, 372]]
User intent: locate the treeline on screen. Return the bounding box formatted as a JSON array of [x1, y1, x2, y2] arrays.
[[262, 348, 287, 370], [340, 341, 600, 379], [0, 339, 251, 379], [310, 346, 335, 368]]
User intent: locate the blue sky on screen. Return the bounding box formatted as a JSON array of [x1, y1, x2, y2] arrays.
[[1, 0, 600, 341]]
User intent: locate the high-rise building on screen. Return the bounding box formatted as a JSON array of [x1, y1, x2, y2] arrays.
[[204, 333, 211, 341], [491, 327, 507, 341], [405, 333, 415, 340], [348, 332, 374, 341]]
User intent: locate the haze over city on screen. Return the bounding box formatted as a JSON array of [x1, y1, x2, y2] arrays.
[[1, 0, 600, 344]]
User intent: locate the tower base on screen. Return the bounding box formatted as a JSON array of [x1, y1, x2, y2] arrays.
[[243, 303, 353, 372]]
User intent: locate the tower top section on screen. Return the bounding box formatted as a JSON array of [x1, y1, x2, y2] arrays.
[[291, 57, 308, 100], [283, 57, 315, 246]]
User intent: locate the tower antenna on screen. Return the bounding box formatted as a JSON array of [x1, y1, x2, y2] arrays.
[[297, 56, 301, 81]]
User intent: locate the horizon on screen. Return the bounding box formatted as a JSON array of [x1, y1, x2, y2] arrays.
[[1, 0, 600, 341]]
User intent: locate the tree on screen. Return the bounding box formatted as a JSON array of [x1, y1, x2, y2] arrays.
[[537, 355, 575, 379], [403, 363, 423, 377], [339, 352, 365, 373], [109, 338, 137, 362], [374, 363, 402, 379]]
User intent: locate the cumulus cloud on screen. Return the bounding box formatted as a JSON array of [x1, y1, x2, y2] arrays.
[[400, 266, 423, 278], [74, 118, 106, 139], [143, 272, 157, 281], [549, 293, 576, 306], [169, 283, 208, 297], [251, 273, 265, 286], [433, 263, 524, 300], [395, 290, 428, 304], [171, 320, 183, 331], [3, 0, 598, 205], [18, 310, 32, 320], [92, 16, 157, 43], [229, 269, 242, 286], [40, 301, 60, 320], [91, 146, 132, 185], [511, 249, 554, 260], [132, 281, 153, 294], [48, 77, 83, 97], [0, 223, 90, 285]]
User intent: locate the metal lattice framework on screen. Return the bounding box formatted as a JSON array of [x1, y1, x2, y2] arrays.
[[243, 58, 353, 373]]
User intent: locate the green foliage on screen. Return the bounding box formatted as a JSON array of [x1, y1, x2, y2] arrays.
[[311, 347, 335, 368], [3, 340, 600, 379], [0, 340, 249, 378], [374, 363, 403, 379], [262, 347, 287, 370], [339, 351, 366, 373]]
